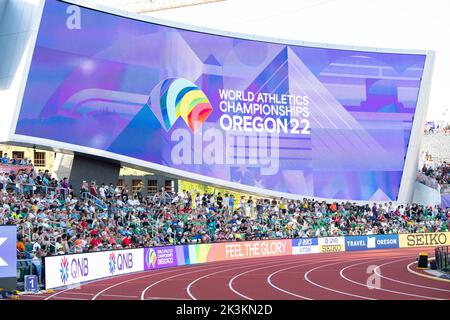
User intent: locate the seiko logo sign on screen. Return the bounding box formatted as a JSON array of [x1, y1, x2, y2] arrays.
[[321, 244, 343, 252], [407, 233, 447, 247]]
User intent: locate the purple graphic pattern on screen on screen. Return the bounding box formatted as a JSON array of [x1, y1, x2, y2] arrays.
[[15, 0, 427, 200]]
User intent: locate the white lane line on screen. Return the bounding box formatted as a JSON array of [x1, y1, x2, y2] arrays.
[[266, 255, 372, 300], [150, 261, 282, 300], [229, 255, 363, 300], [58, 292, 95, 296], [50, 296, 88, 300], [45, 287, 79, 300], [374, 257, 450, 292], [91, 268, 182, 300], [44, 269, 161, 300], [187, 260, 290, 300], [407, 261, 450, 283], [146, 297, 191, 300], [93, 259, 266, 300], [227, 264, 289, 300], [339, 258, 443, 300], [46, 260, 221, 300], [304, 259, 376, 300], [267, 263, 328, 300], [141, 260, 265, 300], [99, 294, 140, 299]]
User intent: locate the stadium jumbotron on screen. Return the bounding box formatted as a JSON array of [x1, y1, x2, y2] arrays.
[[0, 0, 449, 310]]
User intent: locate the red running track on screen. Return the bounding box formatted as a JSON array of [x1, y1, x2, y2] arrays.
[[20, 247, 450, 300]]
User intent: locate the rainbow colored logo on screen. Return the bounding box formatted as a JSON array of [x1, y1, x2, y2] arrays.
[[147, 78, 213, 133], [146, 248, 157, 268]]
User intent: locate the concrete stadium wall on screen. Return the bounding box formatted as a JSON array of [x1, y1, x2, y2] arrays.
[[412, 181, 441, 207], [69, 154, 121, 196]]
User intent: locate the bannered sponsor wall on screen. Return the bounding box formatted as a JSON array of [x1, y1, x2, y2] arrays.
[[12, 0, 434, 202], [185, 239, 292, 264], [44, 233, 448, 289], [44, 248, 143, 289]]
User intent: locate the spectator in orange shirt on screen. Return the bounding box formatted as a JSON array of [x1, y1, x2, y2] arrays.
[[329, 202, 337, 212], [17, 236, 25, 252]]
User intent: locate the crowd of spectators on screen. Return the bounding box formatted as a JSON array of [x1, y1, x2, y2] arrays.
[[424, 122, 450, 135], [1, 153, 33, 166], [420, 151, 449, 187], [0, 166, 448, 260]]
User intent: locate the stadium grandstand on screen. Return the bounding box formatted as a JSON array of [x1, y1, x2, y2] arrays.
[[0, 0, 449, 306]]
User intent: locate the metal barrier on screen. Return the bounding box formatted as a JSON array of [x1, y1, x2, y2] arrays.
[[435, 246, 449, 272], [3, 182, 69, 200], [80, 192, 107, 210]]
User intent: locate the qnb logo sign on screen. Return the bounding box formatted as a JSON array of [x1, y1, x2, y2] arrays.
[[60, 256, 89, 284], [146, 248, 157, 269], [60, 257, 69, 284], [109, 252, 134, 274], [148, 78, 213, 133], [109, 252, 116, 275]]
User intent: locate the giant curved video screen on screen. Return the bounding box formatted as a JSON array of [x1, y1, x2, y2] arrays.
[[15, 0, 427, 201]]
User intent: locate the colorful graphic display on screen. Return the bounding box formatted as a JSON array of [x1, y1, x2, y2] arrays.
[[143, 246, 181, 270], [17, 0, 428, 200], [148, 78, 213, 133], [186, 240, 292, 264]]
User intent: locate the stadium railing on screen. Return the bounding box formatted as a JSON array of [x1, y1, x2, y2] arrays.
[[4, 182, 69, 199], [80, 192, 107, 210]]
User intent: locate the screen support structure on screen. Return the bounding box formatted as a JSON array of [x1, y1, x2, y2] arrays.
[[397, 51, 435, 204]]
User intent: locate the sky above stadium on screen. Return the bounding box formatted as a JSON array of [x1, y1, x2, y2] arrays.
[[142, 0, 449, 122]]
